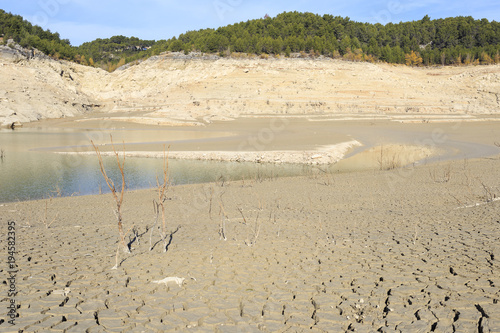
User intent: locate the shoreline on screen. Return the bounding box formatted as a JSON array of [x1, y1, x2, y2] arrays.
[[58, 140, 363, 165], [19, 111, 500, 130], [2, 116, 498, 203]]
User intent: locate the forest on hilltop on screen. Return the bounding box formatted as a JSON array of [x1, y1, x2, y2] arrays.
[[1, 9, 500, 71], [0, 9, 74, 59]]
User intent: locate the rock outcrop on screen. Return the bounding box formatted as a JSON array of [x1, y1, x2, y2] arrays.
[[0, 45, 100, 127]]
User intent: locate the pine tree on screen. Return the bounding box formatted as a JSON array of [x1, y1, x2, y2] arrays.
[[285, 46, 291, 57], [405, 51, 423, 66]]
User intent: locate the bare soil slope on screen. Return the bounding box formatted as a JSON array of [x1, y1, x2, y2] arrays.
[[0, 46, 100, 127], [2, 49, 500, 127]]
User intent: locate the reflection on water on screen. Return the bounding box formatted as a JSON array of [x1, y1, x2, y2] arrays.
[[3, 122, 496, 202], [0, 128, 315, 203], [0, 150, 315, 203]]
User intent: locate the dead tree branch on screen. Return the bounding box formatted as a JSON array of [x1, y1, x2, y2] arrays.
[[91, 135, 129, 269], [149, 146, 170, 252]]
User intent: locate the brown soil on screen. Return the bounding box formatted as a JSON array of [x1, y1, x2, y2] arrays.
[[1, 48, 500, 332], [1, 154, 499, 332]]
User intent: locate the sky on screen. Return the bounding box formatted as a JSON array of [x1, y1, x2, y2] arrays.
[[1, 0, 499, 46]]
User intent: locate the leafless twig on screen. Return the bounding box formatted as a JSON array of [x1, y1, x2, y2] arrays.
[[91, 135, 129, 270], [149, 146, 170, 252], [479, 180, 494, 202], [237, 207, 248, 225], [244, 211, 263, 247], [218, 191, 228, 241], [42, 199, 58, 229]]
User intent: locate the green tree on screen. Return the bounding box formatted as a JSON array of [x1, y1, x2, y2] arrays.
[[168, 38, 184, 52], [285, 46, 291, 57], [380, 44, 393, 62], [339, 36, 351, 55]]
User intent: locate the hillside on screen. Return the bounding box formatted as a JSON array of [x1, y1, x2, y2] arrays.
[[1, 47, 500, 128], [0, 9, 75, 60], [82, 53, 500, 119], [2, 9, 500, 71], [0, 45, 100, 127], [69, 13, 500, 69], [155, 13, 500, 66]]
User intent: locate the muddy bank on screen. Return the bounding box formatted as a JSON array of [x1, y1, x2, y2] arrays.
[[1, 154, 499, 332]]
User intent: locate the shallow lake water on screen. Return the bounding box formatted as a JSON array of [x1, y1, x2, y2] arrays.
[[0, 128, 315, 202], [0, 150, 317, 202], [1, 119, 498, 203]]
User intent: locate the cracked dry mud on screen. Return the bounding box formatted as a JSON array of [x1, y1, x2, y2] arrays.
[[1, 156, 499, 332]]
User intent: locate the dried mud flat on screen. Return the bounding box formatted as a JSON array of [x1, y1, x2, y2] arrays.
[[1, 154, 499, 332]]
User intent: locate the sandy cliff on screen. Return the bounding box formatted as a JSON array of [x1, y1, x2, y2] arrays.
[[87, 54, 500, 118], [1, 49, 500, 127], [0, 45, 101, 127]]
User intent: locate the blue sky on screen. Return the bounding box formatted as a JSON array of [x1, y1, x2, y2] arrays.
[[1, 0, 498, 46]]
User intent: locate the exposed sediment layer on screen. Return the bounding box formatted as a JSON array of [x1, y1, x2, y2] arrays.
[[2, 47, 500, 127], [61, 140, 364, 165]]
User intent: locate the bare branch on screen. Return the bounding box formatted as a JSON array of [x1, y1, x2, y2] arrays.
[[92, 135, 129, 269], [110, 136, 126, 209], [150, 145, 171, 252], [218, 198, 228, 241], [91, 140, 116, 199], [237, 207, 248, 225]]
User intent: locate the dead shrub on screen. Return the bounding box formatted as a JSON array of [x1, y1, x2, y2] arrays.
[[91, 136, 130, 269]]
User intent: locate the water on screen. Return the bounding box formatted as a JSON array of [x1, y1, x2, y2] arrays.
[[2, 121, 498, 202], [0, 128, 313, 202]]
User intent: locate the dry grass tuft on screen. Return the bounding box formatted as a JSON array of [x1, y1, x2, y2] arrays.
[[378, 146, 402, 170], [429, 163, 452, 183]]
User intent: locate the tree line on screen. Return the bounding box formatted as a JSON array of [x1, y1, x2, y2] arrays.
[[160, 12, 500, 66], [0, 9, 75, 60], [1, 9, 500, 70]]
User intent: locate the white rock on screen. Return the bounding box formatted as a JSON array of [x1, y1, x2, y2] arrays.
[[152, 276, 185, 287]]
